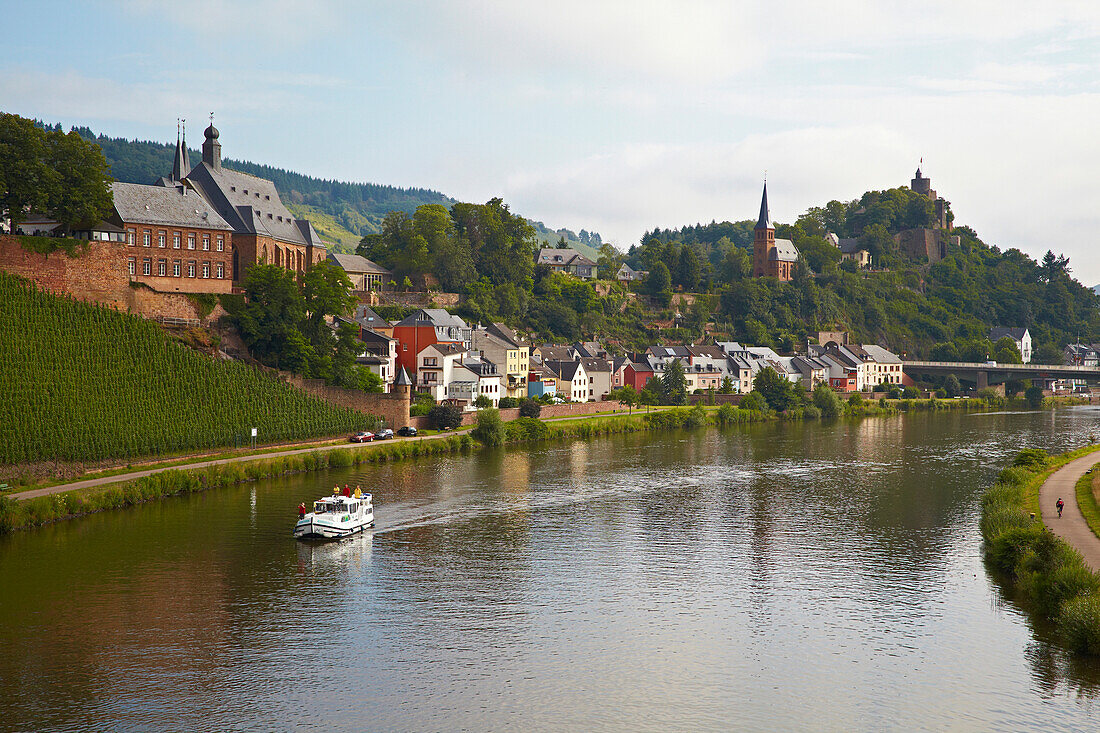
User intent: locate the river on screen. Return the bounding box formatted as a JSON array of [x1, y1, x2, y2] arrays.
[[4, 409, 1100, 731]]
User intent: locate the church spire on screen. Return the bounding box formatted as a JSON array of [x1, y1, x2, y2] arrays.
[[171, 118, 190, 181], [755, 180, 772, 230]]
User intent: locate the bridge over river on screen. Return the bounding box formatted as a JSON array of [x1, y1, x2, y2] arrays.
[[903, 360, 1100, 388]]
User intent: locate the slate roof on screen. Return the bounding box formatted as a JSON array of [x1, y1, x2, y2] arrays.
[[860, 344, 902, 364], [350, 304, 392, 330], [545, 359, 582, 380], [538, 345, 576, 362], [990, 327, 1029, 341], [580, 357, 611, 373], [768, 238, 800, 262], [486, 322, 523, 348], [837, 238, 867, 255], [111, 182, 233, 230], [394, 367, 412, 386], [689, 345, 727, 360], [184, 162, 321, 247], [535, 248, 596, 267], [328, 252, 391, 275], [756, 182, 772, 230], [396, 308, 468, 329], [422, 342, 466, 357]]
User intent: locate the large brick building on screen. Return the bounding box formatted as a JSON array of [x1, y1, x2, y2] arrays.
[[179, 122, 326, 281], [113, 181, 235, 293]]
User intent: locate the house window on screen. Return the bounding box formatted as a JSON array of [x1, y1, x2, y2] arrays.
[[216, 262, 224, 279], [142, 259, 151, 275], [202, 262, 210, 278], [127, 230, 135, 246], [187, 261, 196, 278], [157, 259, 166, 276], [142, 231, 151, 247], [187, 234, 195, 249], [216, 235, 224, 251], [202, 235, 210, 250], [128, 258, 135, 275], [173, 233, 181, 248], [158, 231, 166, 247], [173, 261, 181, 277]]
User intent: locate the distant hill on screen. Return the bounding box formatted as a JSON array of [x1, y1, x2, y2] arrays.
[[53, 122, 603, 253]]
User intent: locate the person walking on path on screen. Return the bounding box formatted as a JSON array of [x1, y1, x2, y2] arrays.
[[1057, 497, 1065, 517]]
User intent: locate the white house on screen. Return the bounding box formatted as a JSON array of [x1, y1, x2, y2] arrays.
[[545, 359, 589, 402], [417, 342, 466, 400], [989, 327, 1032, 363]]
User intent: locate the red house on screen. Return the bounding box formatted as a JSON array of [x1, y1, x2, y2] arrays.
[[391, 308, 470, 380], [624, 361, 655, 391]]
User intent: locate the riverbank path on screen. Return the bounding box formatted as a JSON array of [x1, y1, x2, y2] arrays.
[[5, 408, 643, 503], [1039, 451, 1100, 572]]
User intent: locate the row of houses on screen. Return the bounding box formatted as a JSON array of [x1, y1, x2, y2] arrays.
[[346, 307, 908, 409]]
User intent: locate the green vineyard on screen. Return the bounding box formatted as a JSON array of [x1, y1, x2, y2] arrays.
[[0, 271, 375, 465]]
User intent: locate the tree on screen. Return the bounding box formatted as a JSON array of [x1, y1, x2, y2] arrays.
[[43, 128, 112, 233], [519, 398, 542, 418], [609, 385, 638, 412], [357, 369, 385, 393], [678, 246, 701, 291], [233, 265, 308, 369], [0, 114, 52, 233], [473, 394, 494, 409], [812, 382, 842, 417], [472, 407, 506, 446], [741, 391, 767, 411], [646, 261, 672, 306], [753, 366, 797, 412], [1024, 385, 1045, 409], [429, 403, 464, 429], [993, 337, 1023, 364], [718, 376, 735, 394], [943, 374, 961, 398], [661, 359, 688, 405]]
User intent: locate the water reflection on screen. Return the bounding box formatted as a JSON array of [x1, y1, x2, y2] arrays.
[[4, 409, 1100, 730]]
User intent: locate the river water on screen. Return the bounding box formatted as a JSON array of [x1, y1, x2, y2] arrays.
[[4, 409, 1100, 731]]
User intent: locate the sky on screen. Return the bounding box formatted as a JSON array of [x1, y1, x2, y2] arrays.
[[3, 1, 1100, 280]]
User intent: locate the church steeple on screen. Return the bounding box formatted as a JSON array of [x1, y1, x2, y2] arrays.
[[171, 118, 190, 181], [755, 180, 772, 230], [202, 112, 221, 171]]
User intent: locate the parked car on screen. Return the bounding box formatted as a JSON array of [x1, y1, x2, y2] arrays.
[[396, 426, 418, 437], [349, 431, 374, 443], [375, 428, 394, 440]]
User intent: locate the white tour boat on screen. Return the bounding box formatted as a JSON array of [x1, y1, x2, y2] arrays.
[[294, 491, 374, 539]]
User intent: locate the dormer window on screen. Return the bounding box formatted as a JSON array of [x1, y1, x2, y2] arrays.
[[265, 195, 270, 200], [243, 189, 248, 195], [231, 186, 236, 191]]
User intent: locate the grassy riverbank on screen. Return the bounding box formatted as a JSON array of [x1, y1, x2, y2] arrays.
[[981, 445, 1100, 655], [2, 399, 1087, 536]]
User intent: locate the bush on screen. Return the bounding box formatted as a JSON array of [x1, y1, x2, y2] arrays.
[[902, 386, 920, 399], [519, 399, 542, 418], [848, 393, 864, 406], [802, 405, 821, 419], [1060, 592, 1100, 655], [887, 387, 902, 400], [812, 383, 842, 418], [740, 391, 767, 412], [1013, 448, 1049, 471], [498, 396, 520, 409], [505, 417, 549, 442], [428, 403, 464, 429], [472, 407, 506, 446], [1025, 385, 1045, 409], [473, 394, 494, 409]]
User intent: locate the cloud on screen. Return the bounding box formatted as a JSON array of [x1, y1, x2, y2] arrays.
[[119, 0, 340, 44]]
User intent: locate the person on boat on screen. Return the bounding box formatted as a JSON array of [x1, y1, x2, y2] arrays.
[[298, 503, 307, 518], [354, 486, 362, 499], [342, 484, 352, 498], [1057, 498, 1065, 517], [333, 486, 340, 496]]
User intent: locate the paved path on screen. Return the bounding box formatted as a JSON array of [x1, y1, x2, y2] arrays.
[[7, 433, 454, 502], [1039, 451, 1100, 572], [6, 408, 639, 503]]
